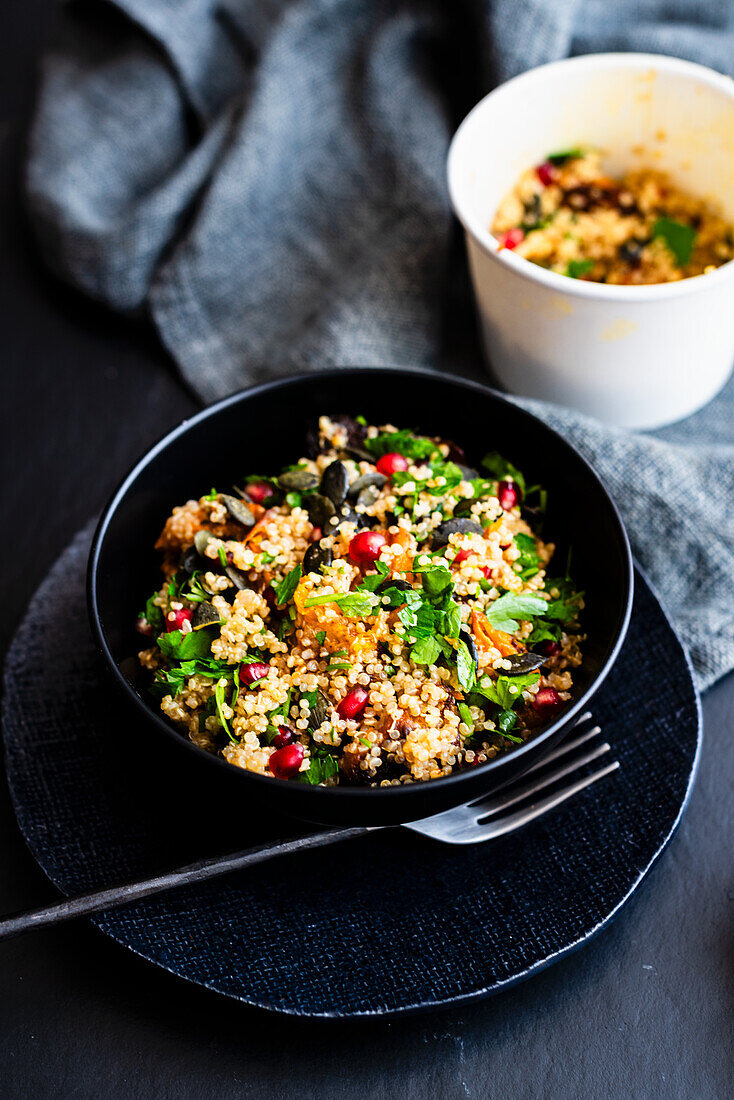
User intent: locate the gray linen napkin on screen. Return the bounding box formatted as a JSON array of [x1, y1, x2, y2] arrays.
[[25, 0, 734, 688]]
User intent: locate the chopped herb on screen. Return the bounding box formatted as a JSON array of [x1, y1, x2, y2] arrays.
[[421, 565, 454, 599], [359, 736, 372, 749], [547, 147, 585, 165], [140, 594, 164, 635], [214, 679, 237, 743], [521, 212, 555, 234], [484, 593, 548, 633], [315, 630, 326, 646], [296, 750, 339, 785], [566, 258, 594, 279], [481, 451, 526, 494], [285, 491, 302, 509], [328, 662, 353, 671], [217, 546, 228, 568], [496, 709, 517, 733], [304, 591, 377, 616], [274, 564, 302, 605], [157, 628, 213, 662], [410, 635, 442, 665], [541, 577, 583, 622], [456, 639, 476, 691], [653, 217, 696, 267], [526, 621, 561, 645], [259, 551, 277, 565], [514, 533, 541, 580], [364, 428, 438, 462], [203, 488, 219, 501], [477, 672, 540, 711], [457, 701, 474, 732], [360, 571, 394, 594]]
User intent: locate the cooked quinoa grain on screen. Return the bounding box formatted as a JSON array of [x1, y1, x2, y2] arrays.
[[137, 416, 584, 786], [492, 148, 733, 284]]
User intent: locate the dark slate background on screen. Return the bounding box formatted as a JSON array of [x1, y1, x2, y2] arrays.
[[1, 4, 732, 1096]]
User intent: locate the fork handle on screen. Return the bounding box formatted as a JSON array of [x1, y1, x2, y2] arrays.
[[0, 826, 373, 942]]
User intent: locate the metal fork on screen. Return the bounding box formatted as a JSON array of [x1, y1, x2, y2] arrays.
[[0, 713, 617, 941]]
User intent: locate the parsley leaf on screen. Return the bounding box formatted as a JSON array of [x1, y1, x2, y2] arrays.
[[477, 672, 540, 710], [315, 630, 326, 646], [421, 565, 453, 599], [496, 708, 517, 733], [274, 564, 302, 605], [457, 701, 474, 733], [514, 533, 541, 580], [157, 628, 213, 661], [481, 452, 526, 494], [525, 622, 561, 645], [304, 591, 378, 617], [653, 217, 696, 267], [547, 147, 585, 165], [456, 639, 476, 691], [141, 594, 164, 635], [541, 577, 583, 622], [484, 593, 547, 633], [364, 429, 438, 462], [410, 635, 442, 665], [215, 679, 237, 743], [296, 750, 339, 785], [566, 258, 594, 279]]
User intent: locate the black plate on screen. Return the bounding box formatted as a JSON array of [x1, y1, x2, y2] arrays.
[[2, 530, 699, 1017], [87, 369, 633, 825]]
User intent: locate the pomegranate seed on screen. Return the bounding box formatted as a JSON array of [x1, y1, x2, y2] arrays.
[[536, 161, 557, 186], [263, 585, 277, 607], [349, 530, 387, 565], [481, 565, 493, 580], [309, 526, 322, 542], [166, 608, 192, 632], [498, 228, 524, 250], [536, 639, 560, 658], [273, 725, 294, 748], [239, 661, 270, 686], [533, 687, 562, 717], [497, 479, 522, 510], [453, 549, 470, 566], [376, 453, 409, 478], [246, 481, 271, 504], [269, 742, 304, 779], [337, 686, 369, 720]]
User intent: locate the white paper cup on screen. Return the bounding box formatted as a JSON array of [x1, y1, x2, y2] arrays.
[[448, 53, 734, 429]]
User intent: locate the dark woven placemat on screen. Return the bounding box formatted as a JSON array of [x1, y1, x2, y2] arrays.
[[1, 525, 700, 1017]]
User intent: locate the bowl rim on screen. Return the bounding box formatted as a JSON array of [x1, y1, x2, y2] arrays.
[[447, 51, 734, 304], [87, 366, 634, 808]]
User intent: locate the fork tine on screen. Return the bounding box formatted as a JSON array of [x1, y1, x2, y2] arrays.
[[473, 742, 612, 820], [470, 761, 620, 842], [470, 713, 600, 806], [519, 724, 602, 777]]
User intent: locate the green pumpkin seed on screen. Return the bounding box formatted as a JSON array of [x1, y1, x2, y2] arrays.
[[220, 494, 256, 527]]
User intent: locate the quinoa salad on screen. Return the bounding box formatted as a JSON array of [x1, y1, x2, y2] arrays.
[[491, 147, 733, 284], [136, 416, 584, 787]]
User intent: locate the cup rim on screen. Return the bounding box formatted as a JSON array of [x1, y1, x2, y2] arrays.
[[447, 52, 734, 303]]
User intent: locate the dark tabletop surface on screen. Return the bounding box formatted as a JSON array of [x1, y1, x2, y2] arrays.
[[1, 6, 732, 1098]]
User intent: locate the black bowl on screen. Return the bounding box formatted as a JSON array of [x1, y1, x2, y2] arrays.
[[88, 368, 633, 826]]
